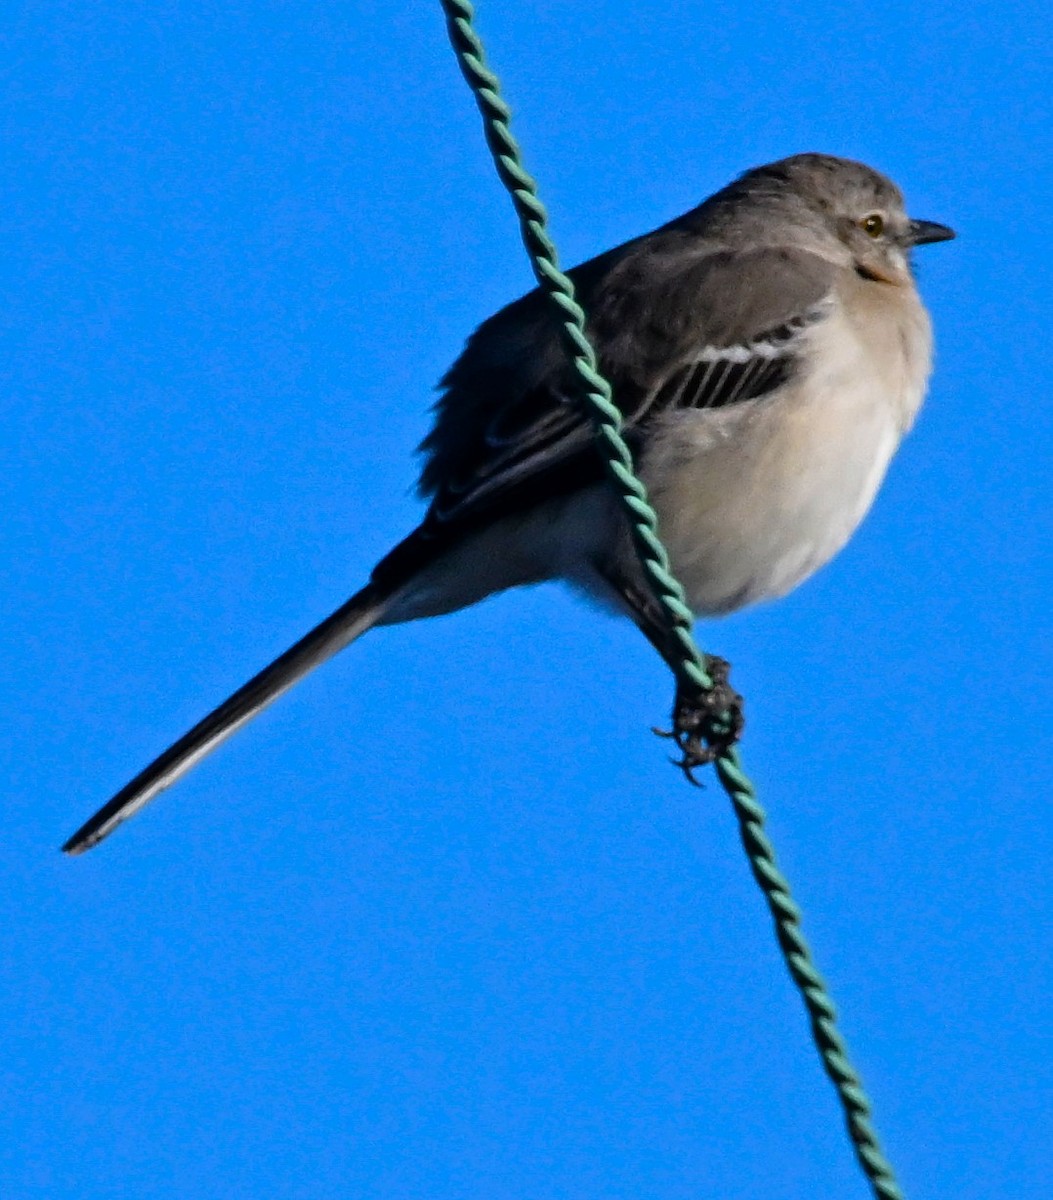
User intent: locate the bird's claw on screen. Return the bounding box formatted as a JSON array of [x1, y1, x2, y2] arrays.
[[654, 656, 745, 782]]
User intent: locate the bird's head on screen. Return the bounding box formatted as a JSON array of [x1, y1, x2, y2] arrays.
[[729, 153, 955, 286]]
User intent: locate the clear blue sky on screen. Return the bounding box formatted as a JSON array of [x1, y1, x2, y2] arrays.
[[3, 3, 1050, 1198]]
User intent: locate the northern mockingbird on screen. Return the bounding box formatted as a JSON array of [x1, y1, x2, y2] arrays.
[[64, 152, 954, 854]]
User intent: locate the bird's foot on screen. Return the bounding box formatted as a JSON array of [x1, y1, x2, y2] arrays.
[[654, 656, 745, 784]]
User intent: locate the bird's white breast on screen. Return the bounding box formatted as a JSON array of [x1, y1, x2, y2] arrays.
[[638, 279, 933, 615]]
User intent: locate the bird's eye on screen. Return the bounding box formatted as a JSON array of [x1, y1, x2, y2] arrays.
[[860, 213, 885, 238]]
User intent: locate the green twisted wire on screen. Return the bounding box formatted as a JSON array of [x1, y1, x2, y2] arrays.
[[438, 3, 906, 1197]]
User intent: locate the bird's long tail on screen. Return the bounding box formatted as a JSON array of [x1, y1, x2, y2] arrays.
[[62, 582, 390, 855]]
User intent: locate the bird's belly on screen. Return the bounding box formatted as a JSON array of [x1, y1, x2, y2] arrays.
[[640, 389, 902, 616]]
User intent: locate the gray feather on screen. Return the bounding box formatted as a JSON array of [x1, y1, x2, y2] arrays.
[[420, 241, 835, 526]]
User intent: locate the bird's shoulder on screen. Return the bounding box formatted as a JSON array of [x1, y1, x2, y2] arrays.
[[419, 232, 836, 500]]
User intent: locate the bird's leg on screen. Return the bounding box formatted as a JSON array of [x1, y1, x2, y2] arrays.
[[594, 561, 745, 781]]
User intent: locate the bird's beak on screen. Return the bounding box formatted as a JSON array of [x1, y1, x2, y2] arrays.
[[908, 218, 956, 246]]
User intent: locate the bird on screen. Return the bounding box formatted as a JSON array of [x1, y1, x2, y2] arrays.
[[63, 152, 954, 855]]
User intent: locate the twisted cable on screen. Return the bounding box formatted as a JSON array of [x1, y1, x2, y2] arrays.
[[438, 3, 906, 1196]]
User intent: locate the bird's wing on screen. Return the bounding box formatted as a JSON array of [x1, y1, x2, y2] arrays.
[[412, 243, 836, 533]]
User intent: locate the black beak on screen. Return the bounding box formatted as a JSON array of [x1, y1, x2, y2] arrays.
[[908, 218, 956, 246]]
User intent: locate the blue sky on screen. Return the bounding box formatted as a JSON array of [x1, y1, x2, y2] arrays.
[[3, 2, 1050, 1198]]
